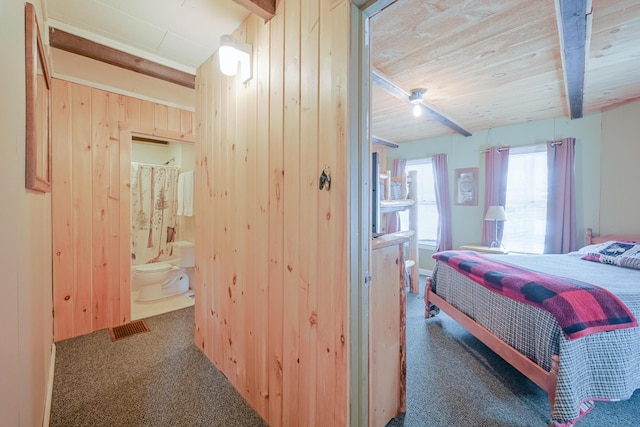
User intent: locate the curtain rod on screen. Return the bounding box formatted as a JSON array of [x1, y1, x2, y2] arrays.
[[131, 161, 180, 169], [481, 138, 568, 153], [480, 145, 510, 154]]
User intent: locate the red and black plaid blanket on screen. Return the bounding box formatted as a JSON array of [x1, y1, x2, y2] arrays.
[[432, 251, 637, 340]]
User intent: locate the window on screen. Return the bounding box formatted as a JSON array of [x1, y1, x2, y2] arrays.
[[399, 158, 438, 247], [502, 146, 547, 254]]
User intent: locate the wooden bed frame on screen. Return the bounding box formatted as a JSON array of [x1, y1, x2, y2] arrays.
[[424, 227, 640, 424], [585, 227, 640, 245]]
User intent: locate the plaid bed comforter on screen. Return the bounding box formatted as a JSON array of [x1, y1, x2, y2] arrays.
[[432, 250, 637, 339], [430, 253, 640, 425]]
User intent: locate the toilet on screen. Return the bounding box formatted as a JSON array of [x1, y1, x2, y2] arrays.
[[133, 241, 195, 302]]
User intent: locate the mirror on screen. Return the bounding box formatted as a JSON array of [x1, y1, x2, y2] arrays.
[[25, 2, 52, 192]]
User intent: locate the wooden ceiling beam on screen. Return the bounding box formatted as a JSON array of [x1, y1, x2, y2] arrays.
[[372, 135, 399, 148], [233, 0, 276, 21], [49, 27, 195, 89], [371, 68, 472, 137], [555, 0, 592, 119]]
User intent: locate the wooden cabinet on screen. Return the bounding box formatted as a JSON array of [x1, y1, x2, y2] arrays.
[[369, 234, 408, 427]]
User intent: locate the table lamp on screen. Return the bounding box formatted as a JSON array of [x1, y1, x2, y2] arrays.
[[484, 205, 507, 248]]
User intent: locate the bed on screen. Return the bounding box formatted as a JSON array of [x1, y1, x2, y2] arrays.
[[425, 228, 640, 426]]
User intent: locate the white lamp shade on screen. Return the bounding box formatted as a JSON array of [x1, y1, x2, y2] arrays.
[[218, 35, 252, 83], [484, 205, 507, 221], [219, 45, 238, 76]]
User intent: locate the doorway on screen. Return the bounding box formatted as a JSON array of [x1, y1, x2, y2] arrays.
[[129, 135, 196, 321]]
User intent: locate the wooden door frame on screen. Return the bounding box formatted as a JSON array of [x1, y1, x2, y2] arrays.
[[119, 123, 196, 322], [348, 1, 398, 426]]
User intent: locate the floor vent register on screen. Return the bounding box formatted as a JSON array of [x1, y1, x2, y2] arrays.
[[109, 319, 150, 341]]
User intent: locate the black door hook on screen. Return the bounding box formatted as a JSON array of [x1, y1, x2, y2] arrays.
[[319, 169, 331, 191]]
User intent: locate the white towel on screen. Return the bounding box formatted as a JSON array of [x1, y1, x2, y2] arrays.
[[177, 173, 184, 216], [177, 171, 194, 217]]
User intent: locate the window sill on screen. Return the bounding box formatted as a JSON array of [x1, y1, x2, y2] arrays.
[[418, 241, 437, 251]]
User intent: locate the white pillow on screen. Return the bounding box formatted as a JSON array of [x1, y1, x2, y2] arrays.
[[619, 247, 640, 270], [570, 241, 619, 256]]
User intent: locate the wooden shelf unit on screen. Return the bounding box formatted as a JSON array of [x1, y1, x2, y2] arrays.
[[378, 169, 419, 293]]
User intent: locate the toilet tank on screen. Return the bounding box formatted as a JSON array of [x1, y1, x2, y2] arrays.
[[173, 241, 195, 267]]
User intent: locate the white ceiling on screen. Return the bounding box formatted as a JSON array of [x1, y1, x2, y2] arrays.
[[45, 0, 251, 73]]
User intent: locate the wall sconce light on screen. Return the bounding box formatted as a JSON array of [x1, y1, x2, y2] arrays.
[[409, 88, 426, 117], [484, 205, 508, 248], [219, 34, 252, 84]]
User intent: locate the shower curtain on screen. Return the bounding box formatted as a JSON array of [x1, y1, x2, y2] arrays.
[[131, 162, 180, 266]]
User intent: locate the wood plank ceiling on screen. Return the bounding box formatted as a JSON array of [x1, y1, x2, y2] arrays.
[[371, 0, 640, 143]]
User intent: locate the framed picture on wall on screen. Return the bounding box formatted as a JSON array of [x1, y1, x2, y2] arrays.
[[455, 167, 478, 206]]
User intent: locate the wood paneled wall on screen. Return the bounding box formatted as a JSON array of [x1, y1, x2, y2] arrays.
[[51, 78, 194, 341], [195, 1, 350, 425]]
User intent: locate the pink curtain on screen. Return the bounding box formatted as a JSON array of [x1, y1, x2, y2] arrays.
[[433, 154, 452, 250], [387, 159, 406, 233], [544, 138, 577, 254], [482, 147, 510, 246]]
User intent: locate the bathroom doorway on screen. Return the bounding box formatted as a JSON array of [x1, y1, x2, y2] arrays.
[[129, 135, 196, 320]]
